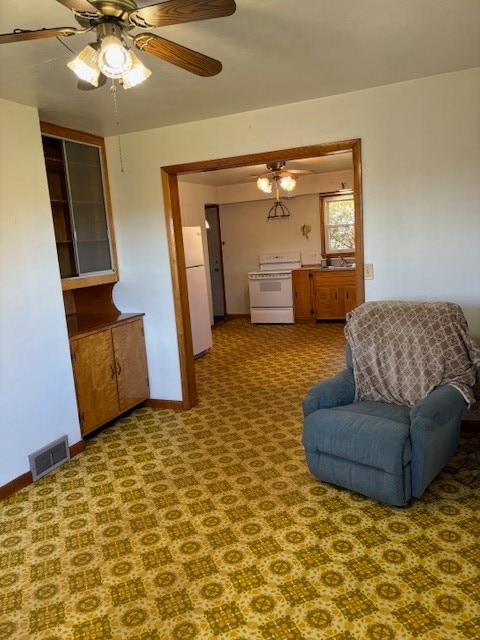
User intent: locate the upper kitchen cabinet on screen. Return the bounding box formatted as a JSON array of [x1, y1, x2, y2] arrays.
[[41, 123, 118, 291]]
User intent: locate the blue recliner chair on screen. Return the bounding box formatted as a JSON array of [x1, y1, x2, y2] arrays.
[[302, 301, 479, 507]]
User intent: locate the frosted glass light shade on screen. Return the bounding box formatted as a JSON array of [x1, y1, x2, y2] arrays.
[[67, 45, 101, 86], [257, 176, 272, 193], [98, 35, 132, 78], [279, 174, 296, 191], [122, 52, 152, 89]]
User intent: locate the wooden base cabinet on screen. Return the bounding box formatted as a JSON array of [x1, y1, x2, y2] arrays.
[[313, 271, 356, 320], [70, 315, 149, 436], [293, 269, 314, 321], [343, 285, 357, 315], [293, 268, 357, 322]]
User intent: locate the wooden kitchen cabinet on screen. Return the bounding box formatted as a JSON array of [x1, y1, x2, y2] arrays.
[[343, 284, 357, 315], [40, 123, 149, 438], [69, 315, 149, 436], [292, 268, 314, 321], [293, 268, 357, 322], [313, 270, 356, 320], [112, 320, 150, 412]]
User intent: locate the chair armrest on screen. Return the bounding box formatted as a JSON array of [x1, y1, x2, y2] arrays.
[[409, 385, 466, 498], [302, 369, 355, 417], [410, 385, 466, 424]]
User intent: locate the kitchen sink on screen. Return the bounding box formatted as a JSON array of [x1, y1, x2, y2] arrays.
[[312, 265, 356, 271]]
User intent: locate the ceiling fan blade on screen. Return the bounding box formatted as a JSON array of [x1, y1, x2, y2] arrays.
[[130, 0, 236, 28], [78, 73, 107, 91], [286, 168, 317, 176], [0, 27, 79, 44], [55, 0, 101, 14], [286, 161, 319, 173], [135, 33, 222, 76]]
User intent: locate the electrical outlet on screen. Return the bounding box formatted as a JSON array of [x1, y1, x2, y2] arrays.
[[302, 252, 322, 264], [364, 263, 374, 280]]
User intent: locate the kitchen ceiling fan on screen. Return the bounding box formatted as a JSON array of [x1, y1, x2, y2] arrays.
[[0, 0, 236, 89], [251, 160, 319, 182]]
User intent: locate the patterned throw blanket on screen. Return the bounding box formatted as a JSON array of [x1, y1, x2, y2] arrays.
[[345, 301, 480, 407]]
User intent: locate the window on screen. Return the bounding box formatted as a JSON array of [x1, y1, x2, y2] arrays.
[[320, 193, 355, 256]]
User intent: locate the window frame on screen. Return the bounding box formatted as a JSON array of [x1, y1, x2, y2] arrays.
[[319, 192, 355, 258]]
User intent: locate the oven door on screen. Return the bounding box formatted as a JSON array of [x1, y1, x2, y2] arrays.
[[248, 274, 293, 308]]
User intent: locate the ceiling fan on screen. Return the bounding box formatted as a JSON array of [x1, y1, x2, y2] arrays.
[[0, 0, 236, 89], [251, 160, 319, 183]]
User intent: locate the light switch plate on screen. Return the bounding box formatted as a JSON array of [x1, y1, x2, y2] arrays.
[[364, 263, 374, 279]]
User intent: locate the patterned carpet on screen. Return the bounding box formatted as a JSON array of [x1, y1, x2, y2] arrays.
[[1, 319, 479, 640]]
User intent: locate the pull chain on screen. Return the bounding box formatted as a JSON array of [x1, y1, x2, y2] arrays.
[[110, 80, 125, 173]]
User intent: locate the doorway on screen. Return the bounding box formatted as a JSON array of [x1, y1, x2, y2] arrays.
[[205, 205, 226, 323], [161, 139, 364, 409]]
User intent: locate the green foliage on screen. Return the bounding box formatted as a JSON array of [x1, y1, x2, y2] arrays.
[[327, 200, 354, 225], [326, 199, 355, 251]]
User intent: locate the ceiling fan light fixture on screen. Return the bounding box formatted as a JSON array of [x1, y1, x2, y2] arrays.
[[121, 51, 152, 89], [98, 35, 132, 78], [257, 162, 297, 195], [1, 0, 236, 92], [67, 44, 101, 87]]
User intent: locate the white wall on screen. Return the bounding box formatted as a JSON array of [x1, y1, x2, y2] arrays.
[[106, 68, 479, 404], [179, 182, 219, 227], [0, 99, 81, 486]]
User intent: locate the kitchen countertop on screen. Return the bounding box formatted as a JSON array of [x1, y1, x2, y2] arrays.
[[300, 264, 356, 272]]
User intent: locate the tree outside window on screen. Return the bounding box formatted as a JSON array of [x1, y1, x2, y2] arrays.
[[320, 193, 355, 256]]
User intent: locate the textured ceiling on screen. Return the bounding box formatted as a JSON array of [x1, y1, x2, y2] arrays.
[[178, 154, 353, 187], [1, 0, 479, 138]]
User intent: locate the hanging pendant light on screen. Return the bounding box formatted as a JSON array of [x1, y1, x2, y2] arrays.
[[267, 200, 291, 221]]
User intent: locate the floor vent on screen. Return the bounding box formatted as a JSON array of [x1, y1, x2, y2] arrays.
[[29, 436, 70, 482]]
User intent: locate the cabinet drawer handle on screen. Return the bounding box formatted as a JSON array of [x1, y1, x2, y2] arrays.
[[116, 361, 122, 375], [110, 364, 115, 379]]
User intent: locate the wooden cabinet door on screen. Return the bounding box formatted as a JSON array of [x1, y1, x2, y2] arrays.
[[314, 285, 343, 319], [344, 286, 357, 315], [112, 319, 150, 412], [292, 270, 313, 321], [71, 330, 119, 436], [313, 271, 357, 320]]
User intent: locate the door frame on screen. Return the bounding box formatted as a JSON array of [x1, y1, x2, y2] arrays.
[[161, 139, 364, 409]]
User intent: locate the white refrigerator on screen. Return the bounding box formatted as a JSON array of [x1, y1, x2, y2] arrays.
[[183, 226, 213, 357]]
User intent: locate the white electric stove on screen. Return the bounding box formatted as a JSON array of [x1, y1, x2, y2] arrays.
[[248, 252, 301, 323]]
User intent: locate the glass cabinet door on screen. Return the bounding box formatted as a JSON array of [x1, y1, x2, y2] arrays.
[[63, 140, 113, 276], [42, 135, 77, 278]]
